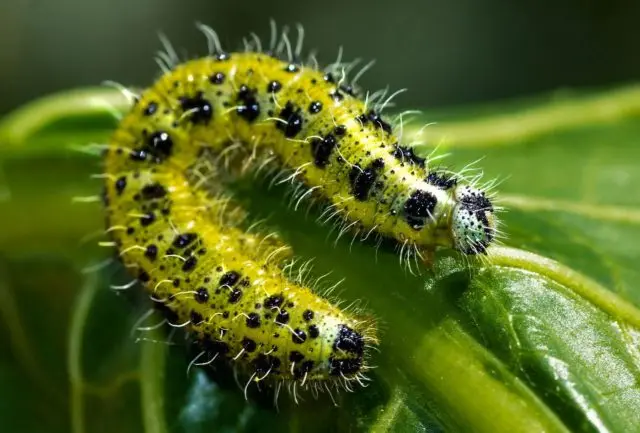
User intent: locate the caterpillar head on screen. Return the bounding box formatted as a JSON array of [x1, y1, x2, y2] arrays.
[[451, 185, 497, 255], [323, 323, 369, 380]]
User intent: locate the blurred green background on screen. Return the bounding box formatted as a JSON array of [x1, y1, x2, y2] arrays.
[[1, 0, 640, 113]]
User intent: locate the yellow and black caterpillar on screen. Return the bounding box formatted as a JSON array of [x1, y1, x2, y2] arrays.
[[102, 23, 498, 398]]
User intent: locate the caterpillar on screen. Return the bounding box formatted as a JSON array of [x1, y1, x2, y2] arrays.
[[101, 23, 498, 400]]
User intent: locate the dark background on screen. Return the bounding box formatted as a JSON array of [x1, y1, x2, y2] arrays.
[[1, 0, 639, 114]]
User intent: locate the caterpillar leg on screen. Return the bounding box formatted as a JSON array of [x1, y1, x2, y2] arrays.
[[419, 248, 436, 268]]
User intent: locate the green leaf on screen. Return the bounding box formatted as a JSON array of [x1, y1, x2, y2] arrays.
[[0, 85, 639, 432]]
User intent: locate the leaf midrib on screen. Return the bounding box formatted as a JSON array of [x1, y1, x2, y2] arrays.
[[500, 194, 640, 225], [406, 85, 640, 147]]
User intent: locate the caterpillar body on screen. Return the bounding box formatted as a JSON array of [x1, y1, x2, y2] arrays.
[[102, 24, 498, 398]]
